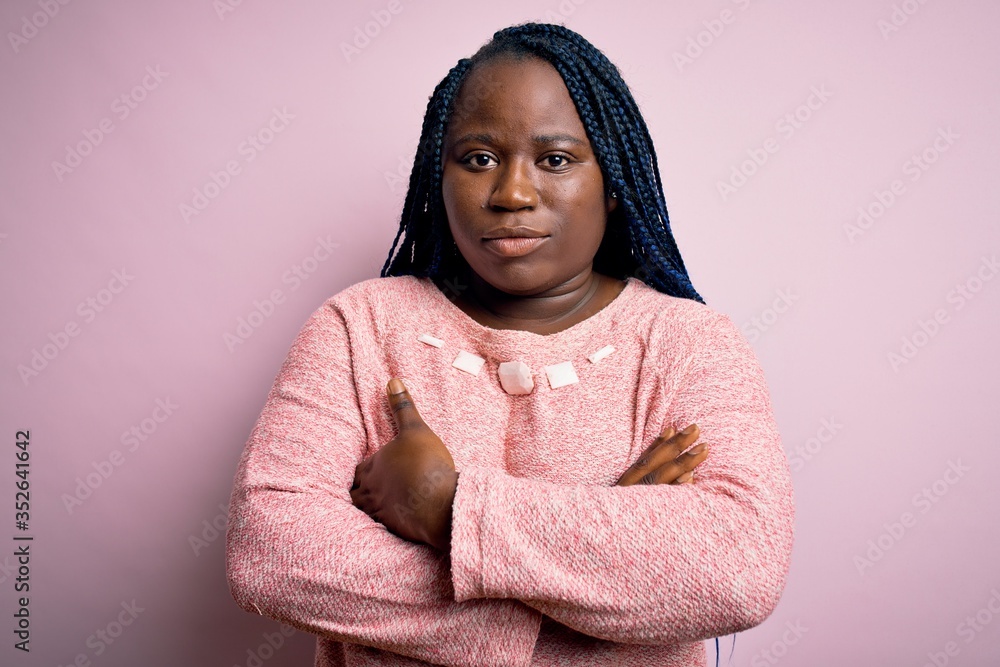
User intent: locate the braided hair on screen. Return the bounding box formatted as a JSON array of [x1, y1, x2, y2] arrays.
[[380, 21, 705, 304]]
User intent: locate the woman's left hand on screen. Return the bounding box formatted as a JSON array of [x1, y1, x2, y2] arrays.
[[350, 378, 459, 551]]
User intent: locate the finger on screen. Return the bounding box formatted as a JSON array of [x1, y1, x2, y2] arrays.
[[387, 378, 426, 431], [651, 443, 709, 485], [625, 426, 676, 473], [351, 463, 361, 491], [619, 424, 700, 486]]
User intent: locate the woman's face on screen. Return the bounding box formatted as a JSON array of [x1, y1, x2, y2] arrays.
[[440, 56, 617, 296]]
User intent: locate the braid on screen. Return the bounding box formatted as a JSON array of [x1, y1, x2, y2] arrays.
[[381, 58, 472, 279], [381, 22, 705, 305]]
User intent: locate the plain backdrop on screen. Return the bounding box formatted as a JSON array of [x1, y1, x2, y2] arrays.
[[2, 0, 999, 665]]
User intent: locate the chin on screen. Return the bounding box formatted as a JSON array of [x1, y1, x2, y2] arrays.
[[471, 266, 548, 295]]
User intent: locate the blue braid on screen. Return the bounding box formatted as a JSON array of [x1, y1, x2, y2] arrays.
[[381, 21, 705, 305]]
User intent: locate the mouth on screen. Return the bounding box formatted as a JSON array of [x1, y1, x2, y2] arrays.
[[482, 226, 548, 240], [482, 236, 549, 257]]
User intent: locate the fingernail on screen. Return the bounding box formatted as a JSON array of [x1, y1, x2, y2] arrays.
[[681, 424, 697, 435], [388, 378, 406, 395], [689, 443, 707, 455]]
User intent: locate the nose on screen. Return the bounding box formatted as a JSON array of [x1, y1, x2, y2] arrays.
[[488, 159, 537, 211]]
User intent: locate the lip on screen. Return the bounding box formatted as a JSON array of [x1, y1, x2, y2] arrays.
[[482, 236, 548, 257], [482, 226, 548, 240]]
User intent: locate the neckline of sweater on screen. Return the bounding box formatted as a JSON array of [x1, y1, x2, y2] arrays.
[[418, 274, 639, 342]]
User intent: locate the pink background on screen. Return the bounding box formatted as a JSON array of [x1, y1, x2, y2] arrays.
[[3, 0, 999, 665]]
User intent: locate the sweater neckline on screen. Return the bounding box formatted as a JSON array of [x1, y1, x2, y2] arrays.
[[419, 275, 638, 341]]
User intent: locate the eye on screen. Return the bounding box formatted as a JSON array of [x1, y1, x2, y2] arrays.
[[542, 154, 573, 170], [461, 153, 497, 169]]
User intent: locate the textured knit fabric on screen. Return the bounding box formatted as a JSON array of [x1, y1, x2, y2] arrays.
[[225, 274, 796, 667]]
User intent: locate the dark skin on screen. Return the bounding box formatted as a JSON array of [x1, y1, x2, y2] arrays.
[[351, 57, 709, 551]]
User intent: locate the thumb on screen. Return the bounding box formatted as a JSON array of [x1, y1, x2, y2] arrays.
[[387, 378, 425, 430]]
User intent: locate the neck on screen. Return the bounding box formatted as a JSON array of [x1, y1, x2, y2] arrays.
[[462, 267, 604, 326]]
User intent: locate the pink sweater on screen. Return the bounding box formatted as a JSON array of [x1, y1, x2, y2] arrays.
[[226, 274, 796, 666]]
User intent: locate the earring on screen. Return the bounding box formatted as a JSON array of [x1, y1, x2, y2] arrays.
[[610, 191, 618, 199]]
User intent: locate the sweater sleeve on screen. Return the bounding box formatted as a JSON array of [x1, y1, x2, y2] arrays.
[[225, 299, 543, 667], [448, 312, 795, 645]]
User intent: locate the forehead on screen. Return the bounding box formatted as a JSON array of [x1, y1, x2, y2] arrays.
[[446, 57, 586, 138]]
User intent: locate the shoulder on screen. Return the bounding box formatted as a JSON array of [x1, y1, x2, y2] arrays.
[[286, 275, 431, 353], [312, 275, 430, 319], [626, 278, 750, 364], [627, 277, 731, 333]]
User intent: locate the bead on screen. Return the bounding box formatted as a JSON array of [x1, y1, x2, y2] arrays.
[[498, 361, 534, 395], [544, 361, 579, 389], [588, 345, 615, 363], [452, 350, 486, 375], [418, 333, 444, 347]]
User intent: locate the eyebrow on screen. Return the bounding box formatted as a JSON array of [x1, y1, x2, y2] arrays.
[[451, 132, 587, 148]]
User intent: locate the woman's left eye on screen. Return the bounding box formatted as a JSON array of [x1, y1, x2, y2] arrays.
[[543, 155, 571, 169]]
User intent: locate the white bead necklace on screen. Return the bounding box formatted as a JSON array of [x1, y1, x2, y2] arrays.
[[416, 332, 615, 395]]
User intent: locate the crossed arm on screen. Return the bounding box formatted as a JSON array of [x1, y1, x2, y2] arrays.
[[225, 301, 795, 664]]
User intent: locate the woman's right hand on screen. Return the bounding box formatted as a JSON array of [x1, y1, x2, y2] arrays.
[[615, 424, 708, 487]]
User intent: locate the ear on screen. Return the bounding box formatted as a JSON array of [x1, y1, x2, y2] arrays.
[[606, 191, 618, 214]]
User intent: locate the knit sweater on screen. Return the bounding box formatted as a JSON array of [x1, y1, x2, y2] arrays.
[[225, 274, 796, 667]]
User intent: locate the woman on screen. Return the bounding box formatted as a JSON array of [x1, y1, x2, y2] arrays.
[[226, 22, 795, 667]]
